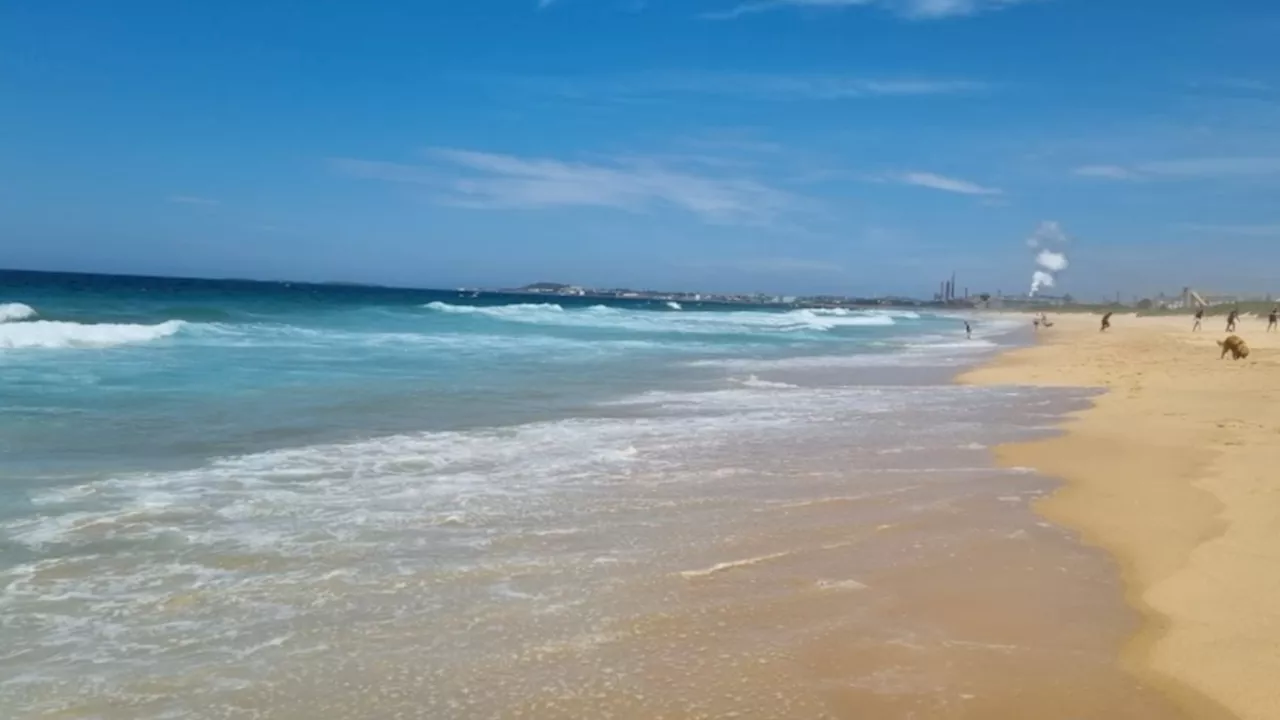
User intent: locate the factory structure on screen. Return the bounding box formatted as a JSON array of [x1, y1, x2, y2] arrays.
[[934, 272, 968, 304]]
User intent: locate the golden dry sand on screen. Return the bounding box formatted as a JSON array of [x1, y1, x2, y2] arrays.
[[960, 311, 1280, 720]]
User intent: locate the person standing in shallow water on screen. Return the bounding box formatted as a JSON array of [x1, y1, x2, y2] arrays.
[[1193, 306, 1204, 332], [965, 321, 972, 339]]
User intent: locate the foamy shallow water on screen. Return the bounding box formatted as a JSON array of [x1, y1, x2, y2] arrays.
[[1, 272, 1183, 718]]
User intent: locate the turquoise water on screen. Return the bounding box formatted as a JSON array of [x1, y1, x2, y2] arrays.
[[1, 270, 975, 484], [1, 270, 1045, 718]]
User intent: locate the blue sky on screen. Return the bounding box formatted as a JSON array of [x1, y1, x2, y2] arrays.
[[3, 0, 1279, 298]]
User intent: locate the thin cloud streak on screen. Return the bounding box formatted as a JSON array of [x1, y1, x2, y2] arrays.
[[1176, 222, 1280, 238], [516, 72, 990, 101], [702, 0, 1040, 21], [1074, 156, 1280, 181], [1073, 165, 1139, 180], [702, 0, 872, 21], [893, 171, 1003, 196], [332, 148, 802, 226]]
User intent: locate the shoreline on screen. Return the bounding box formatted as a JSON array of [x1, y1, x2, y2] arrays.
[[959, 312, 1280, 720]]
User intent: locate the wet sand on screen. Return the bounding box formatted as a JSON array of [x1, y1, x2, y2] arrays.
[[961, 312, 1280, 720], [185, 386, 1188, 719]]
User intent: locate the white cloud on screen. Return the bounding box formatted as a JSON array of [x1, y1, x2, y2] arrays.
[[1073, 165, 1140, 180], [167, 195, 220, 206], [893, 171, 1002, 196], [702, 0, 1039, 21], [333, 148, 800, 226]]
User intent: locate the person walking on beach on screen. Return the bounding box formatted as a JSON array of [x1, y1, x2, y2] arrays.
[[1226, 308, 1239, 332], [1192, 306, 1204, 332], [964, 321, 972, 339], [1269, 307, 1278, 332], [1100, 312, 1113, 332]]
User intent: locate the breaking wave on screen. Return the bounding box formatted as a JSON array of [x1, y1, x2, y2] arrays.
[[0, 319, 186, 349], [424, 301, 564, 317], [0, 302, 38, 323], [423, 301, 903, 334]]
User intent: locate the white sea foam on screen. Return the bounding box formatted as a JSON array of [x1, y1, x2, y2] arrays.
[[678, 551, 792, 579], [425, 300, 565, 317], [666, 301, 682, 311], [199, 322, 668, 356], [0, 302, 37, 323], [815, 579, 869, 591], [688, 351, 969, 371], [0, 319, 186, 349], [734, 375, 800, 390], [424, 301, 901, 335]]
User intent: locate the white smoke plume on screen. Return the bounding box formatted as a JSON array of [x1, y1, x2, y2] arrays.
[[1036, 249, 1068, 272], [1030, 270, 1056, 294], [1027, 221, 1070, 295]]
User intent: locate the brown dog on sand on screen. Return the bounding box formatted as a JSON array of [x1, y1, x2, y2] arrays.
[[1218, 335, 1250, 360]]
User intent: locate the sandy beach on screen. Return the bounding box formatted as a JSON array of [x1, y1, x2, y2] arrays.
[[961, 312, 1280, 720]]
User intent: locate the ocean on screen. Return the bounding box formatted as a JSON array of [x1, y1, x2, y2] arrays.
[[0, 270, 1182, 718]]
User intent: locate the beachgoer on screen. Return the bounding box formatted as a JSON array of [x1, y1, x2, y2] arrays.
[[964, 321, 972, 339], [1269, 307, 1278, 332], [1226, 309, 1238, 332], [1033, 317, 1041, 331], [1192, 307, 1203, 332], [1100, 312, 1113, 332]]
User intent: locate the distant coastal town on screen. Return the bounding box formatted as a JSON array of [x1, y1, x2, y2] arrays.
[[489, 281, 1277, 312], [493, 281, 924, 308]]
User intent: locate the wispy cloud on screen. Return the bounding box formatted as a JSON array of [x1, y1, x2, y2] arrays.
[[1074, 156, 1280, 181], [700, 75, 990, 99], [167, 195, 220, 206], [702, 0, 872, 20], [332, 148, 801, 226], [1138, 156, 1280, 177], [1073, 164, 1140, 180], [1175, 222, 1280, 238], [513, 72, 990, 102], [892, 171, 1003, 195], [702, 0, 1040, 21]]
